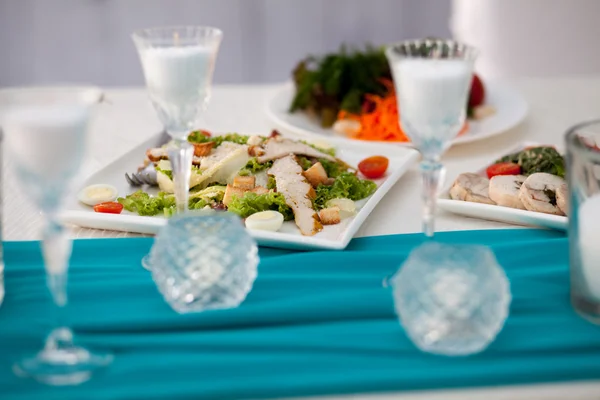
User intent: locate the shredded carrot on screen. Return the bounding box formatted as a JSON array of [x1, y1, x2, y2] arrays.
[[337, 80, 469, 142]]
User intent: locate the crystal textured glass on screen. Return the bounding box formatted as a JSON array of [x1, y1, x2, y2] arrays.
[[132, 26, 223, 214], [143, 212, 259, 314], [386, 39, 477, 237], [390, 242, 511, 356], [0, 86, 112, 385], [566, 121, 600, 323]]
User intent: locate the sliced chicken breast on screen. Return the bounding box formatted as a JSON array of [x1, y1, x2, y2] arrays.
[[489, 175, 527, 209], [519, 173, 566, 215], [268, 155, 323, 236], [257, 137, 336, 163], [449, 173, 495, 205], [556, 183, 569, 216]]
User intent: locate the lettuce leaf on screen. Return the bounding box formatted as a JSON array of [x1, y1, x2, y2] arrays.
[[297, 156, 313, 170], [314, 172, 377, 210], [318, 158, 343, 178], [227, 191, 293, 220], [118, 186, 226, 217], [238, 157, 273, 176], [187, 132, 254, 147], [118, 190, 175, 216], [155, 166, 173, 180]]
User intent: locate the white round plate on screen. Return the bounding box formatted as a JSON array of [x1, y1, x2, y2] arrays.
[[266, 81, 528, 146]]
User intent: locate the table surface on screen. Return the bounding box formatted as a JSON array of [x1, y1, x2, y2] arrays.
[[3, 78, 600, 399]]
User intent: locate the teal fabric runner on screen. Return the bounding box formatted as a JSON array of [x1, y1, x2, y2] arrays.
[[1, 229, 600, 399]]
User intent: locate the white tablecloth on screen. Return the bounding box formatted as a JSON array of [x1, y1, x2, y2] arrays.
[[5, 78, 600, 241], [3, 79, 600, 399]]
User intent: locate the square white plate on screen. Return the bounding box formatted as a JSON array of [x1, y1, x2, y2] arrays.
[[438, 141, 567, 231], [61, 132, 419, 250]]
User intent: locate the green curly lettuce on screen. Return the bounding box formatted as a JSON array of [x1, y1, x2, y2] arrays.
[[314, 172, 377, 210], [238, 158, 273, 176], [118, 190, 175, 216], [227, 191, 293, 221], [188, 131, 256, 146], [118, 186, 226, 217]]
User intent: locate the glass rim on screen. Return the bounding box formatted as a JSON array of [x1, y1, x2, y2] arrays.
[[385, 38, 478, 61], [566, 119, 600, 159], [131, 25, 223, 44]]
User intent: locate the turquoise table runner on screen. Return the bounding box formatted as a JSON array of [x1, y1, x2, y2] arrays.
[[2, 229, 600, 399]]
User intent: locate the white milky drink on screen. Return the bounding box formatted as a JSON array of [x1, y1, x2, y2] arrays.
[[578, 194, 600, 300], [138, 45, 216, 137], [2, 104, 90, 208], [392, 59, 473, 153]]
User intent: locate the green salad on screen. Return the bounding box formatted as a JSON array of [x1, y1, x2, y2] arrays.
[[118, 132, 381, 235]]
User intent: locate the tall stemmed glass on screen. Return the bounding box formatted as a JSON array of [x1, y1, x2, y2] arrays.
[[386, 39, 477, 236], [1, 87, 113, 385], [132, 26, 223, 213]]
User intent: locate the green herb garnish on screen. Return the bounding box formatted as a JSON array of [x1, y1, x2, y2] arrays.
[[497, 146, 566, 178]]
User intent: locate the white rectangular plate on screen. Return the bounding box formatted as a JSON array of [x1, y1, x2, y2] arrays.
[[61, 133, 419, 250], [438, 141, 567, 231]]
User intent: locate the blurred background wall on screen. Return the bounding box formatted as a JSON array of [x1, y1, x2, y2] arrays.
[[0, 0, 451, 86]]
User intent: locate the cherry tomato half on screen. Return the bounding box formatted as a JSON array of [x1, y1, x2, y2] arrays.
[[486, 162, 521, 179], [93, 202, 124, 214], [358, 156, 389, 179], [469, 73, 485, 108]]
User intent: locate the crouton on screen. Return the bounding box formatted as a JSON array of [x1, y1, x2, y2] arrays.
[[192, 141, 215, 157], [248, 145, 266, 157], [318, 207, 341, 225], [251, 186, 269, 195], [307, 186, 317, 200], [233, 175, 256, 190], [223, 184, 246, 206], [303, 162, 329, 188], [146, 147, 168, 162]]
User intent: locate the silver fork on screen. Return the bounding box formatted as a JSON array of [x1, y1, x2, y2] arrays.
[[125, 164, 158, 187], [125, 131, 170, 187]]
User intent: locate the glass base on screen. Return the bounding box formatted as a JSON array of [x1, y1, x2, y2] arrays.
[[572, 293, 600, 324], [13, 328, 113, 386]]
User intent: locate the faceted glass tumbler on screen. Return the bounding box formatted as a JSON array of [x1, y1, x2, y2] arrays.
[[390, 242, 511, 356], [144, 212, 259, 314]]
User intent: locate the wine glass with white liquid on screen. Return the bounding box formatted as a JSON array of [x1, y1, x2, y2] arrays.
[[132, 26, 223, 213], [0, 86, 113, 384], [386, 39, 477, 236]]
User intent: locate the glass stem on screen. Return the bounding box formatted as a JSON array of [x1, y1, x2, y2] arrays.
[[167, 138, 194, 214], [42, 217, 73, 339], [420, 160, 443, 238]]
